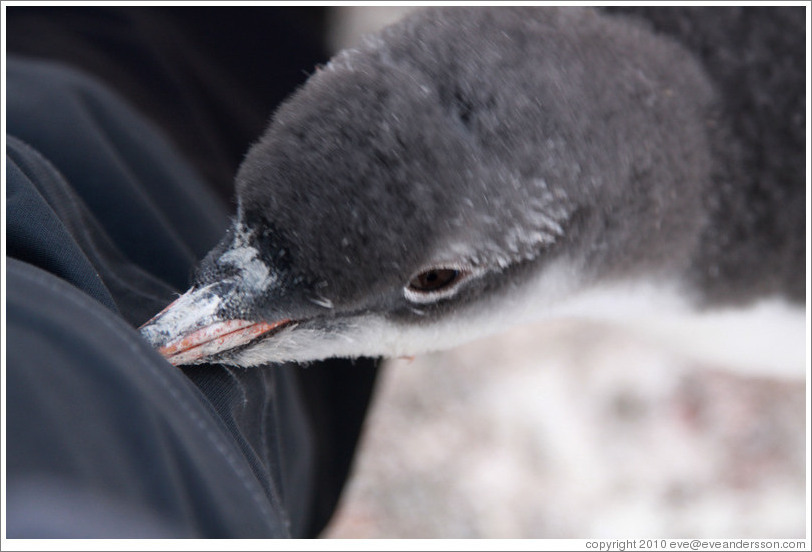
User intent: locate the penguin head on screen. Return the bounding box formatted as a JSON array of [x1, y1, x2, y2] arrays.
[[140, 7, 717, 366]]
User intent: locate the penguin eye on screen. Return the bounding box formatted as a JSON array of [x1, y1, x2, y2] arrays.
[[409, 269, 461, 292], [404, 267, 472, 304]]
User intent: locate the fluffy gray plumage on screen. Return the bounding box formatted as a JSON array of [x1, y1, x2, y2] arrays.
[[606, 6, 806, 305], [143, 7, 805, 367]]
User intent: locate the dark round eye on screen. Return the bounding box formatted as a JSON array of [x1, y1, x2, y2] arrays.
[[408, 268, 462, 293]]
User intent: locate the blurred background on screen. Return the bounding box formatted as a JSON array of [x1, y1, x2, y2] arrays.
[[321, 7, 807, 539]]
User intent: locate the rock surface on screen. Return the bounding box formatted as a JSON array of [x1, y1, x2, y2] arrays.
[[325, 321, 805, 538]]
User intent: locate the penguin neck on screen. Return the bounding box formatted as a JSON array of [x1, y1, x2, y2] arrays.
[[494, 261, 806, 379]]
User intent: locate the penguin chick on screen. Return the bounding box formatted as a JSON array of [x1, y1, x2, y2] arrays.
[[140, 7, 805, 371]]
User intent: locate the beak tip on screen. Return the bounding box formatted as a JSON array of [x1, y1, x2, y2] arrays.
[[142, 313, 292, 367], [139, 285, 293, 367]]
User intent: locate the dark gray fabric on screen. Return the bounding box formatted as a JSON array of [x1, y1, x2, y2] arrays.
[[6, 258, 290, 538], [5, 7, 331, 201], [5, 57, 319, 538], [5, 8, 381, 537], [6, 57, 227, 300]]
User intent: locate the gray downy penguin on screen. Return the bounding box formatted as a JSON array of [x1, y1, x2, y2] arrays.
[[140, 7, 806, 374]]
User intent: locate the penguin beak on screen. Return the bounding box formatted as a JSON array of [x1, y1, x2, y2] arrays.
[[139, 283, 292, 366]]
